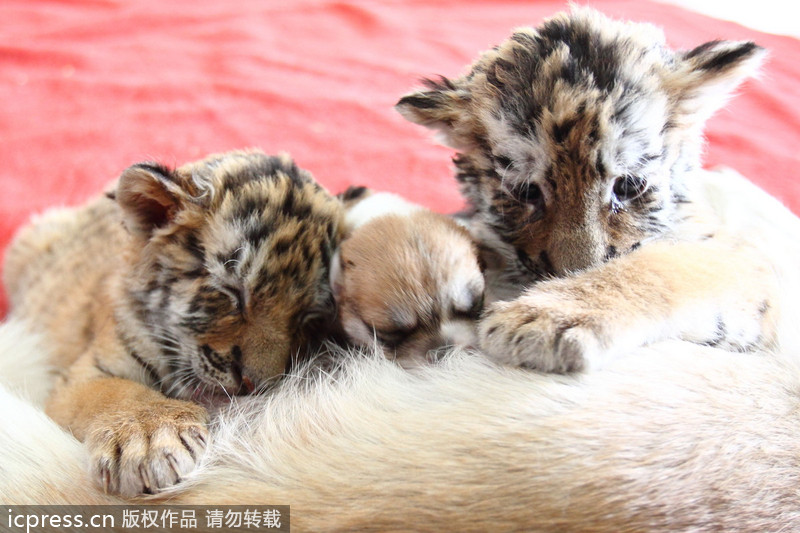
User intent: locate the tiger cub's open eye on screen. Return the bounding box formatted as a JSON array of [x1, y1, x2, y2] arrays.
[[512, 183, 545, 211], [613, 175, 647, 201]]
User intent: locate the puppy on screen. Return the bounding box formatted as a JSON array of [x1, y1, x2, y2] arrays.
[[331, 187, 484, 366]]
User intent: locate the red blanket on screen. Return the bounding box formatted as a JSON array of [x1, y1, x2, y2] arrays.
[[2, 0, 798, 316]]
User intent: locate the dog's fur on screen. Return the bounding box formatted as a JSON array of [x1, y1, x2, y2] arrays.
[[2, 316, 800, 531], [331, 188, 483, 365], [3, 168, 800, 532]]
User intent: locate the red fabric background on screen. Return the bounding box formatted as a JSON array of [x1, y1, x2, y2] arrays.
[[1, 1, 799, 317]]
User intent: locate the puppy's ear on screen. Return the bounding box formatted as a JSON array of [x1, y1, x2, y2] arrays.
[[116, 162, 189, 238], [396, 77, 472, 149], [670, 40, 766, 128]]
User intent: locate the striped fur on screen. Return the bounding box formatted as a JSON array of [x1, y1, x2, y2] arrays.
[[396, 8, 785, 372], [2, 149, 343, 496]]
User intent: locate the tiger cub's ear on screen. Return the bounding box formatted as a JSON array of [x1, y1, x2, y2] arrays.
[[395, 77, 473, 150], [116, 162, 189, 238], [671, 40, 767, 128]]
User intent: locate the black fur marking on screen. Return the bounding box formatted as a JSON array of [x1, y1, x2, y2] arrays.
[[230, 345, 243, 387], [671, 192, 692, 205], [701, 42, 759, 71], [129, 350, 162, 386], [488, 59, 516, 90], [516, 248, 540, 277], [538, 250, 554, 276], [536, 21, 621, 93], [701, 315, 727, 347], [272, 236, 293, 256], [684, 40, 720, 60], [184, 232, 206, 262], [587, 119, 601, 144], [231, 345, 243, 365], [291, 200, 313, 221], [253, 269, 278, 299], [201, 344, 228, 373], [183, 268, 205, 279], [93, 356, 115, 377], [281, 187, 296, 217], [422, 76, 457, 91], [493, 154, 514, 170], [217, 154, 305, 190], [131, 162, 176, 183], [594, 155, 607, 178], [397, 94, 441, 110], [453, 154, 483, 186], [233, 196, 263, 222], [543, 166, 558, 191], [338, 185, 369, 202], [552, 117, 578, 145], [245, 221, 275, 247]]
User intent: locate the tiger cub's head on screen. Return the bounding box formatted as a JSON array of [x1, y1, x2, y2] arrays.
[[397, 8, 765, 295], [115, 149, 342, 400]]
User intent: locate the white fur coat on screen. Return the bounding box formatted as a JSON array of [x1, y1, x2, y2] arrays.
[[2, 169, 800, 531]]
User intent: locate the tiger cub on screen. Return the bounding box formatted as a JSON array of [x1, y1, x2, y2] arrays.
[[397, 8, 785, 372], [330, 187, 484, 366], [3, 149, 342, 496]]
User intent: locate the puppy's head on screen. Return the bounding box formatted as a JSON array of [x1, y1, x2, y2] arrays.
[[331, 196, 484, 365]]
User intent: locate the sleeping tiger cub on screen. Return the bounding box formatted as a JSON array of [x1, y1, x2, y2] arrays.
[[3, 149, 343, 496], [397, 8, 789, 372]]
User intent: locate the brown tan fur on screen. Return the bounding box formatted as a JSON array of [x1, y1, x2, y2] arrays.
[[3, 149, 343, 496], [330, 188, 484, 365], [396, 8, 783, 372]]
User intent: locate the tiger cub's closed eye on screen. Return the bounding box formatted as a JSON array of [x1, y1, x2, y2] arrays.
[[219, 285, 246, 314]]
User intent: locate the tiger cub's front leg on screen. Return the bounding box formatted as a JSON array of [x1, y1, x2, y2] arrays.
[[46, 353, 208, 497], [479, 240, 779, 372]]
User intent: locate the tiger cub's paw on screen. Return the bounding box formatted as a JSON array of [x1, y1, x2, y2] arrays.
[[88, 400, 209, 497], [478, 293, 609, 373]]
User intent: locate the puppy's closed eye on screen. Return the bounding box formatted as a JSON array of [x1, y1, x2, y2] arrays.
[[453, 292, 485, 320]]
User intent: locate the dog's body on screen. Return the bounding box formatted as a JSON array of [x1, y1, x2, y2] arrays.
[[3, 168, 800, 532], [2, 316, 800, 531]]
